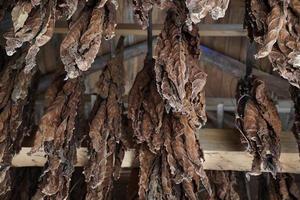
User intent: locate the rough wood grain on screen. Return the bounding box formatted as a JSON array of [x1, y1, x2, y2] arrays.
[[11, 129, 300, 173]]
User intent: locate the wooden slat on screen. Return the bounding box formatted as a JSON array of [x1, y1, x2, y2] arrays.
[[54, 23, 247, 37], [11, 129, 300, 173]]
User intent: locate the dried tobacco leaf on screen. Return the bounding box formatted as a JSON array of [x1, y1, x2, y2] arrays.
[[128, 59, 164, 152], [154, 4, 207, 128], [57, 0, 79, 19], [236, 77, 282, 176], [132, 0, 229, 28], [128, 58, 211, 199], [290, 85, 300, 156], [84, 37, 126, 200], [186, 0, 230, 24], [5, 0, 59, 73], [245, 0, 300, 88], [0, 49, 38, 197], [200, 171, 249, 200], [31, 76, 84, 200], [60, 0, 118, 79], [266, 173, 300, 199]]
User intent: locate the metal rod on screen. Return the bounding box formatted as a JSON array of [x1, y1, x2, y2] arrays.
[[146, 9, 153, 60]]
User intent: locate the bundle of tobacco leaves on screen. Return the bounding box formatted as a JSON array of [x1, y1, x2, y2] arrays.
[[83, 37, 126, 200], [185, 0, 230, 24], [266, 173, 300, 199], [236, 76, 282, 177], [30, 73, 84, 199], [128, 57, 210, 200], [4, 0, 117, 78], [60, 0, 118, 78], [4, 0, 70, 73], [132, 0, 230, 28], [0, 48, 38, 197], [197, 171, 249, 200], [290, 85, 300, 156], [245, 0, 300, 88], [154, 1, 207, 128]]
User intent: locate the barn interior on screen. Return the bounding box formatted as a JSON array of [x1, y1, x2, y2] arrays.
[[0, 0, 299, 199]]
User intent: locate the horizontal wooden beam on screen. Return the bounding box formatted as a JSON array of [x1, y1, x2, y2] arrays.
[[12, 129, 300, 173], [54, 23, 247, 37]]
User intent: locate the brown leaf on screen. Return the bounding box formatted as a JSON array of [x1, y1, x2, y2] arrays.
[[236, 77, 281, 176], [84, 38, 125, 199]]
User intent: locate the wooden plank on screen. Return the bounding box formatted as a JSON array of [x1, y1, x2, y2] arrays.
[[201, 46, 290, 99], [11, 129, 300, 173], [54, 23, 247, 37]]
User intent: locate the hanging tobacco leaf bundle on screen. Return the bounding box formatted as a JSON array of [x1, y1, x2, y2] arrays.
[[290, 85, 300, 156], [0, 48, 38, 197], [236, 76, 282, 176], [30, 74, 84, 199], [4, 0, 76, 73], [128, 58, 211, 199], [266, 173, 300, 199], [185, 0, 230, 24], [245, 0, 300, 88], [60, 0, 118, 79], [155, 3, 207, 128], [200, 171, 248, 200], [83, 37, 126, 200], [132, 0, 230, 29]]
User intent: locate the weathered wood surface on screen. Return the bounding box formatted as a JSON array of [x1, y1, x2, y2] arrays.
[[12, 129, 300, 173], [54, 23, 247, 37]]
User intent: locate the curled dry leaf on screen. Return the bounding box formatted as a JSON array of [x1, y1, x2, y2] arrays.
[[128, 59, 164, 152], [245, 0, 300, 88], [31, 76, 84, 200], [5, 0, 61, 73], [60, 0, 118, 79], [57, 0, 79, 19], [236, 76, 282, 177], [132, 0, 229, 29], [186, 0, 230, 24], [84, 37, 125, 200], [155, 5, 207, 128], [199, 171, 247, 200], [128, 58, 211, 199], [0, 49, 38, 197], [290, 86, 300, 156]]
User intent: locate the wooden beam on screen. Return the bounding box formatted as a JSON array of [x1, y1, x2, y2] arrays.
[[12, 129, 300, 173], [54, 23, 247, 37], [201, 46, 290, 99]]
